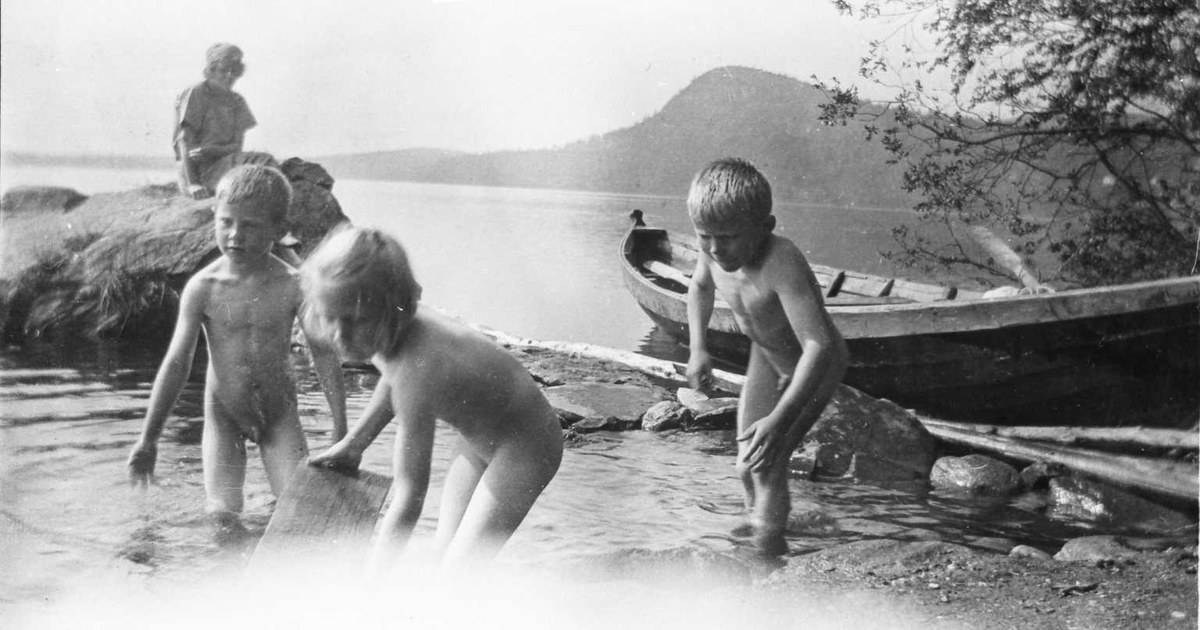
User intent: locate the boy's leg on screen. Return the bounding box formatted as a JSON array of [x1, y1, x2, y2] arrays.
[[756, 356, 844, 556], [202, 411, 248, 515], [258, 408, 308, 498], [441, 420, 562, 568], [737, 346, 789, 553], [434, 436, 487, 556]]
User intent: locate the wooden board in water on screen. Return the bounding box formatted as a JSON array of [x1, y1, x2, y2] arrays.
[[244, 464, 391, 577]]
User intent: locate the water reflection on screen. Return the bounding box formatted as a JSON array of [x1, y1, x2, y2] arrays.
[[0, 338, 1189, 615]]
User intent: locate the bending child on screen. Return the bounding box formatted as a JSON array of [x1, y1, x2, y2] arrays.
[[127, 165, 347, 541], [684, 158, 849, 557], [303, 226, 563, 570]]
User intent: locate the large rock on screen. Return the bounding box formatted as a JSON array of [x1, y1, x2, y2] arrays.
[[641, 400, 691, 431], [0, 159, 347, 342], [543, 383, 667, 431], [793, 385, 937, 482], [0, 186, 87, 215], [930, 454, 1022, 496], [676, 387, 739, 429], [1048, 475, 1195, 534]]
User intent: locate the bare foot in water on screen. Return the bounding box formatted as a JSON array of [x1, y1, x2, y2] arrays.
[[210, 511, 250, 547], [754, 527, 789, 558]]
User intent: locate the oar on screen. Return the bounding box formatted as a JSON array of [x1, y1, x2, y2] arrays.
[[964, 224, 1047, 293]]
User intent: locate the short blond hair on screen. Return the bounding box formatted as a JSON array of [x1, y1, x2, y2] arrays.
[[300, 224, 422, 356], [686, 158, 772, 226], [215, 164, 292, 225]]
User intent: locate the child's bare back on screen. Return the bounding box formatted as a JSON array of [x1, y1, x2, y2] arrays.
[[384, 310, 558, 448]]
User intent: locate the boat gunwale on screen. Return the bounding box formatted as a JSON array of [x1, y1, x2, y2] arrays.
[[621, 224, 1200, 340]]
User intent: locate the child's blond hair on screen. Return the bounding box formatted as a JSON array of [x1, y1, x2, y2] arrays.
[[300, 224, 422, 356], [215, 165, 292, 225], [203, 43, 245, 79], [686, 158, 773, 226]]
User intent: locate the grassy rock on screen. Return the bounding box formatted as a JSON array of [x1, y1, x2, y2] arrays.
[[0, 159, 346, 342]]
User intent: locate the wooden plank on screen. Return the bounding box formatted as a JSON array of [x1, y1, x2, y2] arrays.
[[824, 271, 846, 298], [644, 260, 691, 286], [244, 464, 391, 577], [921, 422, 1199, 503], [891, 278, 957, 302], [922, 418, 1199, 451], [839, 271, 894, 297]]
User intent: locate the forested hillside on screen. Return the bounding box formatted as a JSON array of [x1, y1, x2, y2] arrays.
[[319, 66, 914, 208]]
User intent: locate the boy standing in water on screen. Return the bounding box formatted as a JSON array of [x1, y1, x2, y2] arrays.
[[684, 158, 848, 556], [127, 165, 347, 541]]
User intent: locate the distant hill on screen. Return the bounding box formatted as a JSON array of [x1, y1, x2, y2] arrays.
[[3, 152, 174, 171], [318, 66, 915, 208]]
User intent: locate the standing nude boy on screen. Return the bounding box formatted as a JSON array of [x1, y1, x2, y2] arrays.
[[684, 158, 849, 556], [127, 164, 347, 540]]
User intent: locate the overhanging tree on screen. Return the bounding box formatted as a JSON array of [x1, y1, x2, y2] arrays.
[[819, 0, 1199, 287]]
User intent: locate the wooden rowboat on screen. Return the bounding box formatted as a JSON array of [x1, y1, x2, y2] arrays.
[[620, 213, 1200, 426]]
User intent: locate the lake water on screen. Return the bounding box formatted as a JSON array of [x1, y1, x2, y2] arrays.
[[0, 166, 1149, 626]]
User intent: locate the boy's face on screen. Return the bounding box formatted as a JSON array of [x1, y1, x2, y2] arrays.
[[693, 216, 773, 272], [308, 284, 379, 362], [214, 200, 282, 264]]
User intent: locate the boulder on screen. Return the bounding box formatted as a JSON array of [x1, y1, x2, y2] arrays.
[[676, 388, 738, 429], [930, 454, 1021, 495], [1054, 535, 1140, 564], [1019, 461, 1068, 490], [797, 385, 937, 482], [641, 400, 691, 431], [0, 159, 347, 342], [1048, 475, 1195, 534], [543, 383, 666, 429], [0, 186, 87, 215]]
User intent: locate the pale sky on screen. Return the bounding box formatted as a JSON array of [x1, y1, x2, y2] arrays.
[[1, 0, 914, 158]]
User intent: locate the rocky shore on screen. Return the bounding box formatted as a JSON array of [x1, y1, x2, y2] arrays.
[[507, 339, 1198, 630], [2, 170, 1195, 630]]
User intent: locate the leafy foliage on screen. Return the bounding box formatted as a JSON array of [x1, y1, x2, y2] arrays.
[[821, 0, 1200, 286]]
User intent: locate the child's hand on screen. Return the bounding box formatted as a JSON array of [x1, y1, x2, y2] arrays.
[[127, 441, 157, 489], [187, 146, 221, 160], [308, 440, 362, 472], [185, 183, 211, 200], [736, 414, 786, 473], [687, 351, 715, 392]]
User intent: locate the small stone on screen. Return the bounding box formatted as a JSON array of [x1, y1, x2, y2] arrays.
[[1010, 545, 1053, 560]]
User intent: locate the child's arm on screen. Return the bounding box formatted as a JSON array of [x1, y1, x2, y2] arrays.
[[738, 253, 848, 472], [686, 257, 717, 390], [308, 377, 392, 470], [375, 391, 436, 553], [296, 303, 348, 441], [175, 129, 208, 200], [127, 278, 207, 487]]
